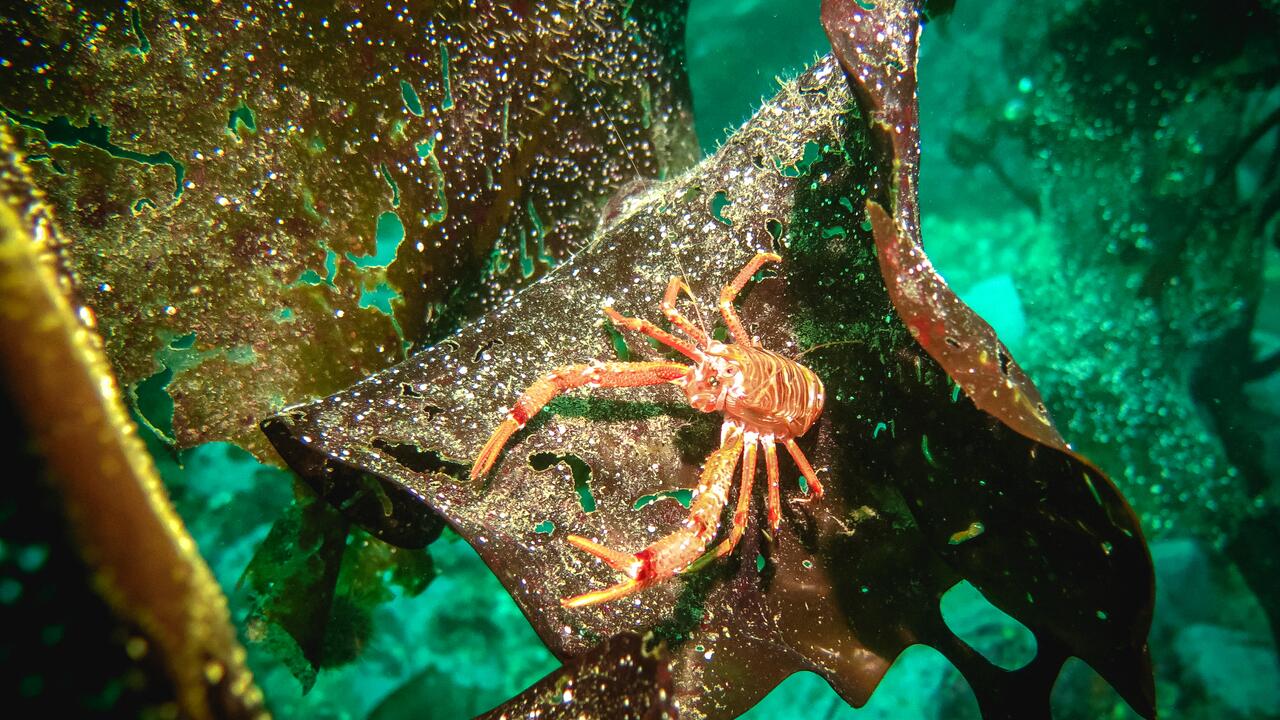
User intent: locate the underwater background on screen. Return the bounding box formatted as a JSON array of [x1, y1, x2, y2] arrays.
[[2, 0, 1278, 718]]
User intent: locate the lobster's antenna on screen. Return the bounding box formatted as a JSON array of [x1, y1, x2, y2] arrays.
[[671, 249, 712, 342], [594, 94, 645, 182], [575, 2, 645, 182], [794, 338, 866, 361]]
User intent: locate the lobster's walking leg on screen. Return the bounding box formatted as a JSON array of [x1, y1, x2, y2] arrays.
[[719, 252, 782, 345], [563, 431, 745, 607], [708, 431, 759, 559], [470, 361, 689, 480], [784, 438, 824, 497], [603, 307, 703, 362], [762, 434, 781, 531], [662, 277, 710, 346]]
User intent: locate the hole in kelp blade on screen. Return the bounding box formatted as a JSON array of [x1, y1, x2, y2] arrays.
[[940, 580, 1037, 671], [372, 438, 468, 479], [529, 451, 596, 513]]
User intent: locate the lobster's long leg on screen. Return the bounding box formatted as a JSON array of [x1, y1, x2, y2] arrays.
[[470, 361, 688, 480], [563, 430, 745, 607], [762, 434, 781, 531], [662, 277, 710, 346], [784, 438, 824, 497], [603, 307, 703, 362], [719, 252, 782, 345], [708, 431, 759, 559]]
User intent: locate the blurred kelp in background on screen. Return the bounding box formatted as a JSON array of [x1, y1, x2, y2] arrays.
[[1, 0, 1276, 718]]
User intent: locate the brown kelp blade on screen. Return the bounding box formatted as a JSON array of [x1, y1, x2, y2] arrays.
[[264, 41, 1154, 720], [474, 632, 676, 720]]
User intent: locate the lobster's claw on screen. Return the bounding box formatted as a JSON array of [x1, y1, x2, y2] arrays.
[[566, 534, 642, 573], [563, 534, 647, 607], [562, 578, 644, 608]]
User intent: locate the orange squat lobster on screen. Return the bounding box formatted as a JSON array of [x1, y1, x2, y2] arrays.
[[470, 252, 826, 608]]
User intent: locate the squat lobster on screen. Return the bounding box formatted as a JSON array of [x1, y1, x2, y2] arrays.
[[470, 252, 826, 608]]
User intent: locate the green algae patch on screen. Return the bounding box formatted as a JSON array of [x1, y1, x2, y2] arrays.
[[128, 7, 150, 56], [529, 452, 596, 514], [358, 282, 401, 316], [379, 162, 401, 207], [775, 140, 821, 177], [632, 489, 693, 511], [291, 247, 340, 289], [710, 190, 732, 225], [129, 331, 252, 444], [3, 109, 185, 198], [604, 323, 631, 361], [439, 45, 454, 111]]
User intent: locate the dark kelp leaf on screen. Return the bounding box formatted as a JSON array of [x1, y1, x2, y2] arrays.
[[824, 3, 1154, 714], [241, 493, 350, 692], [262, 14, 1155, 720], [0, 0, 696, 458], [240, 490, 438, 689], [474, 632, 676, 720]]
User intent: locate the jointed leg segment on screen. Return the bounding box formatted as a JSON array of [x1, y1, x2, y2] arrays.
[[562, 431, 745, 607], [603, 306, 702, 362], [719, 252, 782, 345], [662, 276, 710, 346], [783, 438, 824, 497], [470, 361, 688, 480], [762, 434, 782, 531], [566, 535, 642, 575], [708, 431, 759, 559]]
